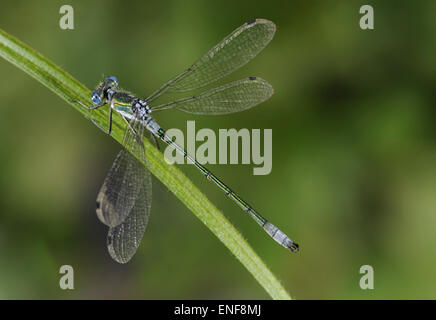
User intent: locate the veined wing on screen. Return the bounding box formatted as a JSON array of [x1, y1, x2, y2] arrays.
[[145, 19, 276, 102], [96, 152, 142, 227], [106, 161, 151, 264], [150, 77, 273, 115], [96, 122, 146, 227], [98, 120, 152, 263]]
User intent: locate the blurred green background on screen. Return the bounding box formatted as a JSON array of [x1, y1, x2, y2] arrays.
[[1, 0, 436, 299]]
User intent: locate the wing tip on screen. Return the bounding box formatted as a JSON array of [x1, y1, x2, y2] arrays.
[[107, 230, 134, 264], [246, 18, 257, 25], [246, 18, 276, 33], [247, 76, 274, 95]]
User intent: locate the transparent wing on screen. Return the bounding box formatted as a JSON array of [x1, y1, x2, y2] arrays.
[[96, 122, 146, 227], [96, 152, 142, 227], [97, 120, 152, 263], [145, 19, 276, 103], [106, 161, 151, 264], [150, 77, 273, 115]]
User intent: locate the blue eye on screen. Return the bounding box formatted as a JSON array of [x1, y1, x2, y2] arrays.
[[91, 92, 102, 105], [107, 76, 118, 86]]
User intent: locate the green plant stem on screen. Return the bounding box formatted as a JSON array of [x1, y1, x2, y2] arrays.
[[0, 28, 292, 300]]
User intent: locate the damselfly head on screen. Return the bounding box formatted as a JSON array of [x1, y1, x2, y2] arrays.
[[91, 76, 119, 105], [91, 92, 102, 105], [105, 76, 118, 88]]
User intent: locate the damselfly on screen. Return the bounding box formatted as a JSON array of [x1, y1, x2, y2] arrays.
[[75, 19, 299, 263]]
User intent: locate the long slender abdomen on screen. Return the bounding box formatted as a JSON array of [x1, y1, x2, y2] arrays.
[[151, 125, 299, 253]]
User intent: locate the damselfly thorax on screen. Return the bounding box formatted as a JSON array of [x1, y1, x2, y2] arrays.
[[109, 90, 152, 120]]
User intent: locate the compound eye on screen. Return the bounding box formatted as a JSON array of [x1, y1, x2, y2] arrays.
[[106, 76, 118, 87], [91, 92, 102, 105]]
